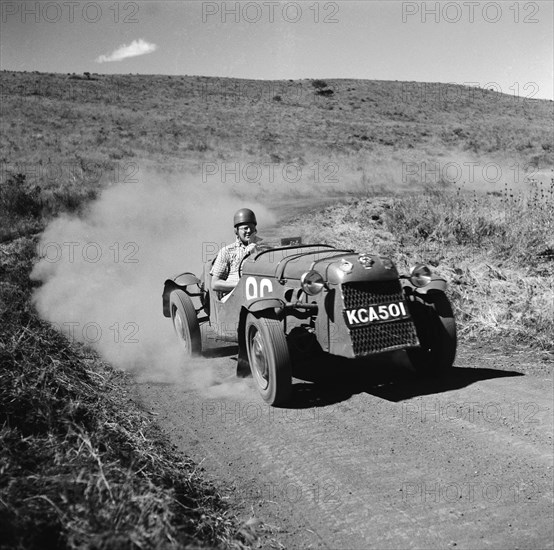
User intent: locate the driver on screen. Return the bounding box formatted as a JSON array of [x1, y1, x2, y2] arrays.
[[211, 208, 261, 302]]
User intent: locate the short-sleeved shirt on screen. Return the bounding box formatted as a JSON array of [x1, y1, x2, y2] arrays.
[[210, 237, 259, 287]]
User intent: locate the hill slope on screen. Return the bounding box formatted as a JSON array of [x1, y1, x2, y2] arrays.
[[1, 72, 552, 210]]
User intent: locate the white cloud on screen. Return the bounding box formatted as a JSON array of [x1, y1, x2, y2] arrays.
[[95, 39, 157, 63]]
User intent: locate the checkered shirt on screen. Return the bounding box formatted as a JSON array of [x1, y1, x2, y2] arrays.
[[210, 237, 253, 286]]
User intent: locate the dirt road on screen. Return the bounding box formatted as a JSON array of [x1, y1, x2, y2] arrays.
[[136, 336, 553, 549]]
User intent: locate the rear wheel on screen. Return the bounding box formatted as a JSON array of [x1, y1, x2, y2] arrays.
[[245, 314, 292, 405], [407, 291, 456, 375], [170, 290, 201, 357]]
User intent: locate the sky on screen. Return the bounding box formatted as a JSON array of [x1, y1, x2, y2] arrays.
[[1, 0, 553, 99]]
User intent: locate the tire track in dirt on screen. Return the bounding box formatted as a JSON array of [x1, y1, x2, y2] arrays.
[[136, 344, 553, 549]]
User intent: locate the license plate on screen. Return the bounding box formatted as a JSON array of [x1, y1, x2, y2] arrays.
[[343, 301, 410, 328]]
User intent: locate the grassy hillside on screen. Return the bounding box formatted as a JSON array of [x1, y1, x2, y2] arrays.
[[0, 71, 552, 547], [2, 72, 552, 166], [1, 72, 552, 207]]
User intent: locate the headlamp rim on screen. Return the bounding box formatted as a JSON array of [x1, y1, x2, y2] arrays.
[[300, 270, 325, 295], [409, 263, 432, 287]]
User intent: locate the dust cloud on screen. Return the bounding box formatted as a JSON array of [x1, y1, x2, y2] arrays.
[[30, 154, 540, 389], [30, 171, 274, 385]]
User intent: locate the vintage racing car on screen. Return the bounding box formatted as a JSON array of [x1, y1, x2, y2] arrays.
[[162, 241, 457, 405]]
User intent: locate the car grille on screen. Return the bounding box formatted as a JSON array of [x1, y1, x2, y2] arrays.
[[342, 280, 404, 308], [349, 319, 419, 356], [341, 281, 419, 356]]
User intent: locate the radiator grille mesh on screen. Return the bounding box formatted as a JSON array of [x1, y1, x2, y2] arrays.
[[341, 282, 419, 356]]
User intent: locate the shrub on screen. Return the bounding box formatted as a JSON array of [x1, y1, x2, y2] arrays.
[[311, 79, 328, 89], [0, 174, 42, 218], [316, 88, 334, 97]]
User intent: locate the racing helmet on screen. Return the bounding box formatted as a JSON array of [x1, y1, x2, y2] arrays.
[[233, 208, 257, 227]]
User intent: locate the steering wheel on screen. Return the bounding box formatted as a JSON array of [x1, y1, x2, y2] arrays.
[[238, 250, 254, 278], [238, 244, 270, 277]]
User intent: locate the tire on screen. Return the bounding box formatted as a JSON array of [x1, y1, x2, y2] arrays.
[[407, 291, 457, 375], [170, 290, 202, 357], [245, 313, 292, 405]]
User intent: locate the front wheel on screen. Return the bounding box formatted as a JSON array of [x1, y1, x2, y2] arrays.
[[170, 290, 202, 357], [407, 291, 457, 375], [245, 314, 292, 405]]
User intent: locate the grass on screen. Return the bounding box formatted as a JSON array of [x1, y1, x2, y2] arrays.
[[1, 72, 552, 189], [285, 184, 554, 351], [0, 237, 251, 549]]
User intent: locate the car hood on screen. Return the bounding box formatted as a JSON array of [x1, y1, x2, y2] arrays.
[[242, 246, 399, 284]]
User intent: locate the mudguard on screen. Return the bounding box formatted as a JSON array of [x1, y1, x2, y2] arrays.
[[400, 277, 447, 295], [245, 297, 286, 314], [162, 272, 201, 317], [173, 272, 201, 287], [237, 297, 287, 371]]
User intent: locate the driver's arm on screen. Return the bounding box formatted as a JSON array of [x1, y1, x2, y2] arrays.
[[210, 247, 238, 293], [211, 274, 236, 293]]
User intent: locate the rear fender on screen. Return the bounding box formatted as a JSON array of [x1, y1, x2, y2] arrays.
[[162, 272, 201, 317], [174, 272, 201, 287]]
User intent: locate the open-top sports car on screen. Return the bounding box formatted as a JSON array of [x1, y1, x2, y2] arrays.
[[162, 241, 456, 405]]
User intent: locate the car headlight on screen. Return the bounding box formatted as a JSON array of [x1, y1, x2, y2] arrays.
[[300, 270, 325, 295], [410, 264, 432, 287]]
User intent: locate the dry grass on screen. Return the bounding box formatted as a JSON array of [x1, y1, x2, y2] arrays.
[[0, 238, 251, 549], [286, 185, 554, 351], [1, 72, 552, 192]]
